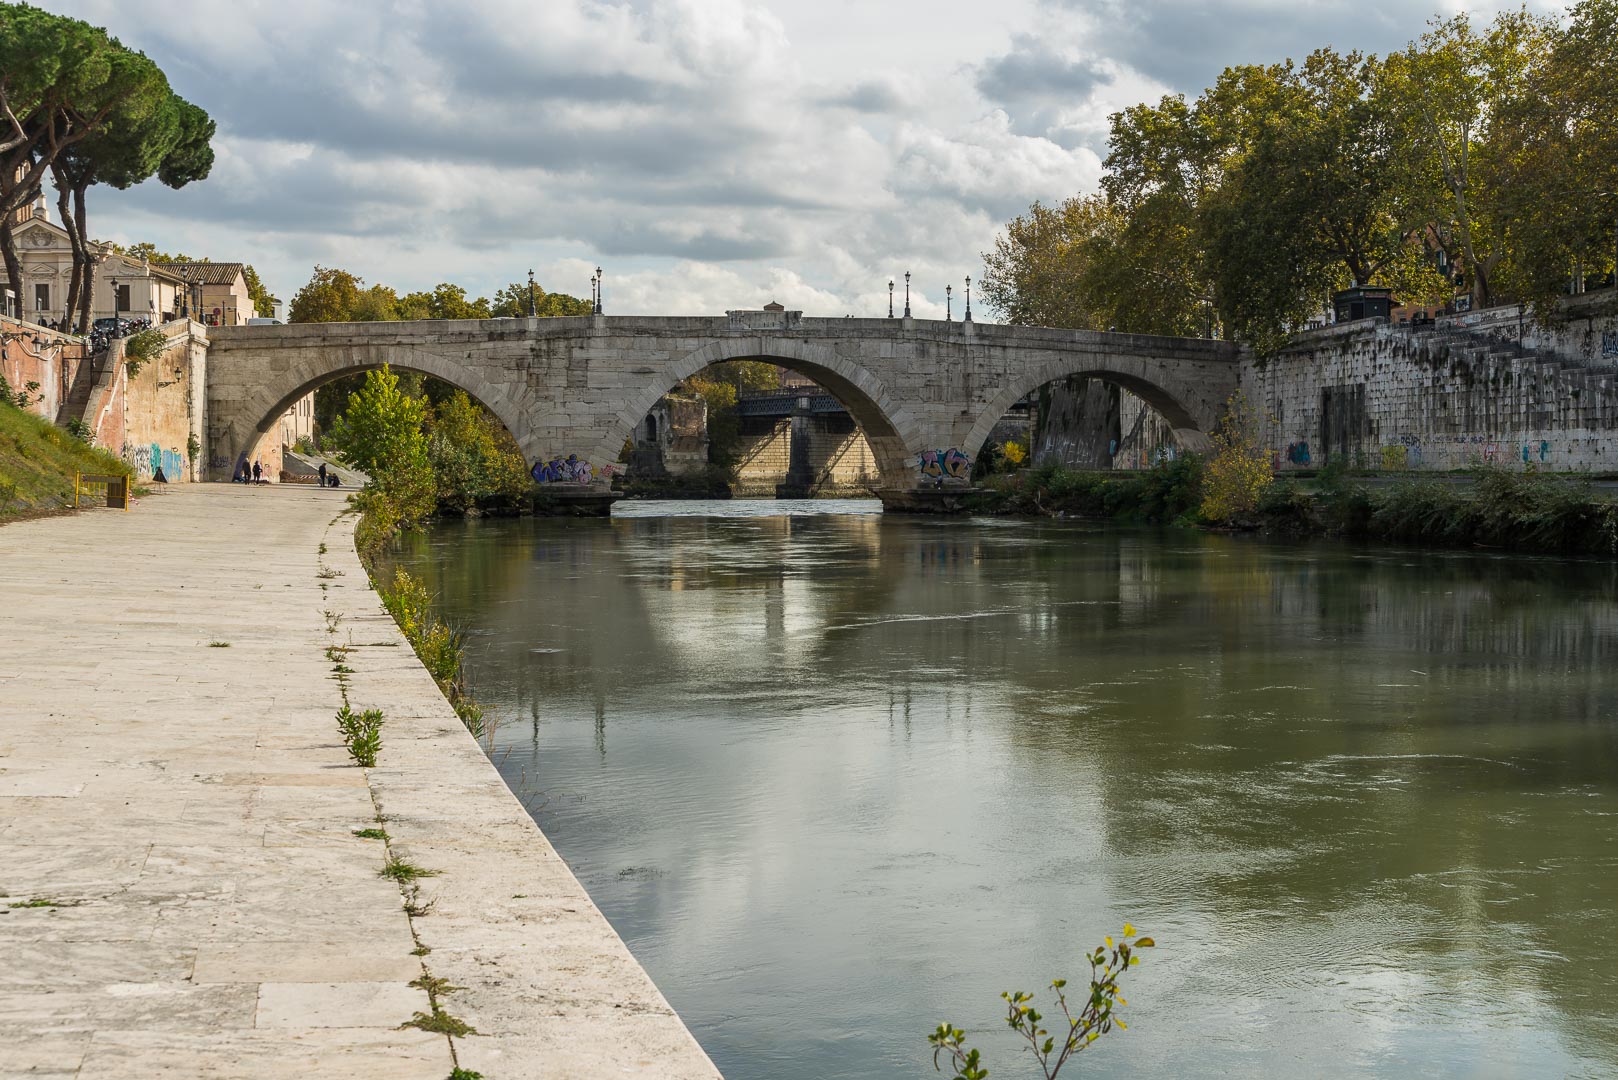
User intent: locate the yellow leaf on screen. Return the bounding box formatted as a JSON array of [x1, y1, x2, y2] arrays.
[[1123, 923, 1135, 938], [1105, 936, 1113, 948], [1117, 1019, 1127, 1030]]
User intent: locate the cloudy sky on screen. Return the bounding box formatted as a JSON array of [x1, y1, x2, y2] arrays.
[[47, 0, 1555, 319]]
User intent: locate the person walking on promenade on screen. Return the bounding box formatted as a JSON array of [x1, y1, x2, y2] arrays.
[[252, 460, 262, 485], [318, 462, 327, 488]]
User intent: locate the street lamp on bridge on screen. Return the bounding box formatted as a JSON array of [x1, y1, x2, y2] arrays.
[[903, 271, 911, 318], [527, 269, 537, 317], [945, 283, 952, 322]]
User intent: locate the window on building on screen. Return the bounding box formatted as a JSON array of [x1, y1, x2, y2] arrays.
[[116, 284, 131, 312], [34, 282, 49, 312]]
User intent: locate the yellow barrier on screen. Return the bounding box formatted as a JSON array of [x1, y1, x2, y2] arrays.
[[74, 472, 130, 511]]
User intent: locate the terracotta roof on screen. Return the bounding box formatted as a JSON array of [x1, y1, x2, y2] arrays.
[[152, 261, 246, 286]]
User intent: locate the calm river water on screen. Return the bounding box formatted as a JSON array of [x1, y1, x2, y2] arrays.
[[391, 500, 1618, 1080]]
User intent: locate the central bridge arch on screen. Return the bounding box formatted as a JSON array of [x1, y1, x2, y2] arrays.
[[589, 337, 914, 492]]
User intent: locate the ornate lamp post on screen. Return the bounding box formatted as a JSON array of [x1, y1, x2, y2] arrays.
[[594, 266, 604, 314], [964, 275, 972, 321], [903, 271, 911, 318], [888, 279, 894, 318], [527, 269, 537, 316], [945, 284, 952, 322]]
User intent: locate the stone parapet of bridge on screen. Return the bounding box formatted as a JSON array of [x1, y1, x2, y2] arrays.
[[205, 313, 1239, 501]]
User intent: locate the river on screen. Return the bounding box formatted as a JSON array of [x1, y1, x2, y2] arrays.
[[389, 500, 1618, 1080]]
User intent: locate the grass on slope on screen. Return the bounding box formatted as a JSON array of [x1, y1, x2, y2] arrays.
[[0, 400, 130, 523]]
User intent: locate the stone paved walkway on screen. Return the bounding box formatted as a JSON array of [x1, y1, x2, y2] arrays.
[[0, 485, 719, 1080]]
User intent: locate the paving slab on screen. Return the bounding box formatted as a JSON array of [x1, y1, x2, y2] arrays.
[[0, 485, 720, 1078]]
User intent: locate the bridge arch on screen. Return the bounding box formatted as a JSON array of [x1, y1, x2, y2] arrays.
[[962, 355, 1221, 467], [219, 341, 527, 476], [591, 337, 916, 493]]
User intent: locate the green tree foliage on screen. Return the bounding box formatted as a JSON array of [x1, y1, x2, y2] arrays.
[[987, 2, 1617, 346], [487, 280, 592, 318], [0, 5, 198, 315], [289, 266, 585, 324], [427, 390, 530, 513], [328, 365, 432, 493], [1380, 11, 1557, 311]]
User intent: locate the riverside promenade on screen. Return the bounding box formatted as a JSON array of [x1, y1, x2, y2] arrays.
[[0, 485, 720, 1080]]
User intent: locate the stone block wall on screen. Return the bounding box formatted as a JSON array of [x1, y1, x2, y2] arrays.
[[1244, 312, 1618, 472], [79, 323, 209, 482]]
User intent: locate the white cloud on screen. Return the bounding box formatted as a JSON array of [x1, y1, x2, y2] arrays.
[[43, 0, 1550, 319]]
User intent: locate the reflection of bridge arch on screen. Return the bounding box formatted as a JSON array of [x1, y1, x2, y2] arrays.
[[592, 337, 913, 491]]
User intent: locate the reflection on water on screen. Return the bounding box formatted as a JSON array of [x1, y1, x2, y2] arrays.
[[392, 502, 1618, 1080]]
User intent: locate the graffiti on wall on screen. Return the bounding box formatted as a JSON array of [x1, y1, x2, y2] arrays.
[[1522, 440, 1550, 464], [918, 448, 970, 481], [1602, 330, 1618, 358], [1284, 441, 1311, 465], [531, 455, 621, 483]]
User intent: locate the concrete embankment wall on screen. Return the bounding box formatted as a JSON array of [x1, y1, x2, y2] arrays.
[[0, 486, 720, 1080], [1243, 303, 1618, 471]]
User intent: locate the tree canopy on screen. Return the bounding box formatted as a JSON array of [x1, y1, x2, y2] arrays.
[[288, 265, 589, 324], [0, 4, 213, 325], [983, 0, 1618, 347]]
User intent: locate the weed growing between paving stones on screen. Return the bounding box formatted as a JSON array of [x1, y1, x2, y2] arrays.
[[207, 641, 231, 648], [448, 1070, 484, 1080], [337, 706, 384, 767], [403, 1006, 477, 1037], [403, 883, 436, 917], [380, 854, 439, 883], [317, 566, 343, 579], [7, 897, 80, 908], [352, 828, 389, 840]]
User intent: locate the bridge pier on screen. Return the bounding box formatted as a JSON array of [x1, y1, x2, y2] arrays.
[[877, 486, 978, 514]]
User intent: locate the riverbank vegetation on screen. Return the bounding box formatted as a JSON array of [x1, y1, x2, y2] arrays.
[[980, 0, 1618, 349], [972, 455, 1618, 557], [0, 396, 130, 522], [328, 366, 493, 737]]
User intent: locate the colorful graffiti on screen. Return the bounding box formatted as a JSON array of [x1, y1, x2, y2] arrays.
[[1601, 330, 1618, 358], [1522, 440, 1550, 464], [1284, 441, 1312, 465], [918, 448, 970, 481], [531, 455, 620, 483]]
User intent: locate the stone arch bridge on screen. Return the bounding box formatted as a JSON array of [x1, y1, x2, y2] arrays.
[[206, 309, 1238, 507]]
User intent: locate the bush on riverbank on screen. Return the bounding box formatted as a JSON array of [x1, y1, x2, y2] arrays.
[[967, 455, 1206, 524], [0, 399, 131, 522]]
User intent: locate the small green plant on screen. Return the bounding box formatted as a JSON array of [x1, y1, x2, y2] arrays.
[[337, 705, 384, 767], [352, 828, 389, 840], [207, 641, 231, 648], [412, 944, 433, 956], [331, 663, 355, 675], [411, 973, 464, 997], [121, 328, 165, 376], [319, 542, 328, 555], [402, 1006, 477, 1037], [448, 1069, 484, 1080], [380, 854, 439, 884], [929, 925, 1154, 1080], [8, 897, 79, 908], [63, 417, 93, 442], [317, 566, 343, 579]]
